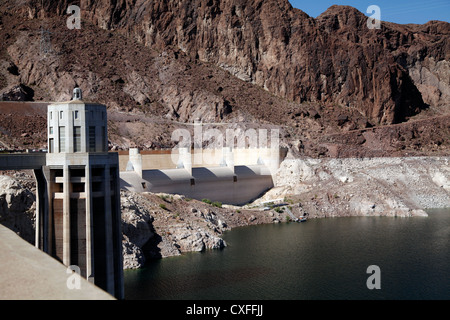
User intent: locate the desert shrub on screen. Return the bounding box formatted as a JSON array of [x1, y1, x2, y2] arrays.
[[202, 198, 212, 205], [212, 201, 222, 208]]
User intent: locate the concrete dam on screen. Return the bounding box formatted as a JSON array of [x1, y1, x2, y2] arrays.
[[119, 147, 287, 206], [0, 92, 286, 299]]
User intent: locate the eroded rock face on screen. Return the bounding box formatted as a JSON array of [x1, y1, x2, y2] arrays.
[[121, 191, 155, 269], [0, 175, 35, 244], [167, 226, 225, 253], [3, 0, 448, 127], [60, 0, 448, 125], [408, 57, 450, 108], [0, 84, 34, 101], [269, 156, 450, 218], [120, 191, 228, 268], [122, 237, 146, 270]]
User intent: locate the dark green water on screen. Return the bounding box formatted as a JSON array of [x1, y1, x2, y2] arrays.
[[124, 209, 450, 300]]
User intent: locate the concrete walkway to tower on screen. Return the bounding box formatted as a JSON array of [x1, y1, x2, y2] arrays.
[[0, 225, 115, 300]]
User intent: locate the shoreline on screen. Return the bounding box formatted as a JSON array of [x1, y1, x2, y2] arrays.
[[122, 155, 449, 268], [1, 155, 449, 270]]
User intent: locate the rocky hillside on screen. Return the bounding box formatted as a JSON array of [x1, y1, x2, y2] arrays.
[[102, 0, 448, 125], [0, 0, 449, 157], [9, 0, 449, 123]]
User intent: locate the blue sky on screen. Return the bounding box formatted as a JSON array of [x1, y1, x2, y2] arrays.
[[288, 0, 450, 24]]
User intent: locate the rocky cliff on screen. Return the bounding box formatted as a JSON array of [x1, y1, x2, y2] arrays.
[[0, 0, 448, 155], [8, 0, 448, 125]]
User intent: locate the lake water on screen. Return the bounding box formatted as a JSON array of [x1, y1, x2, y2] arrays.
[[124, 208, 450, 300]]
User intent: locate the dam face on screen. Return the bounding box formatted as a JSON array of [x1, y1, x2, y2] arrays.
[[119, 147, 287, 205]]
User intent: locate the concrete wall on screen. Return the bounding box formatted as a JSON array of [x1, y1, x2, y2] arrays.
[[119, 147, 286, 205], [120, 165, 274, 205], [0, 224, 114, 300]]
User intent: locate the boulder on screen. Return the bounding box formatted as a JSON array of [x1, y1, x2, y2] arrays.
[[121, 192, 155, 269], [0, 84, 34, 101]]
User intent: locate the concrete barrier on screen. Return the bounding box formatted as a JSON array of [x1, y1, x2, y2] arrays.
[[0, 224, 115, 300], [120, 164, 274, 206]]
